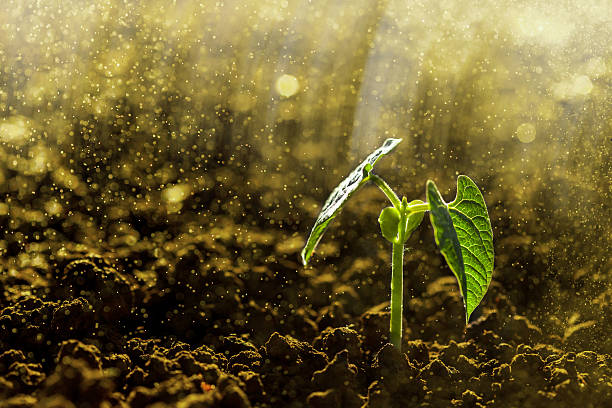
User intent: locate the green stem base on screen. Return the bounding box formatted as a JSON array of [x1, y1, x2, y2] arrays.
[[390, 242, 404, 350]]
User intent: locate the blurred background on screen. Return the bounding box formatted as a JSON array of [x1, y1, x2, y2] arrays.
[[0, 0, 610, 350]]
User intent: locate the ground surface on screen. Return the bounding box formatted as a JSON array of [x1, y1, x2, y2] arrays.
[[0, 175, 610, 408]]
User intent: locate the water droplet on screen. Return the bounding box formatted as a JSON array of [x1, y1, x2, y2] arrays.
[[162, 183, 191, 204], [572, 75, 593, 96], [0, 116, 29, 144], [275, 74, 299, 97], [516, 123, 536, 143]]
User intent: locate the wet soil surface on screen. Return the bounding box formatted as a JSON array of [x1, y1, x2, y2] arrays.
[[0, 187, 610, 408]]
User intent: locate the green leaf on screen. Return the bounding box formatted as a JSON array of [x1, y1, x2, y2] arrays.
[[426, 176, 494, 323], [404, 199, 426, 241], [301, 138, 402, 265], [379, 206, 401, 242]]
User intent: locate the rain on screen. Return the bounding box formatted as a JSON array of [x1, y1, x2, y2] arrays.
[[0, 0, 610, 407]]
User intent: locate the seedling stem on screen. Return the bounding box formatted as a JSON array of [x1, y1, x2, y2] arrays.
[[370, 174, 401, 209], [390, 240, 404, 348], [406, 202, 430, 213]]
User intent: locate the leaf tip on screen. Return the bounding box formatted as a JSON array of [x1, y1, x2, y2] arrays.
[[426, 180, 439, 198], [385, 137, 403, 145], [456, 174, 472, 184], [300, 249, 309, 266]]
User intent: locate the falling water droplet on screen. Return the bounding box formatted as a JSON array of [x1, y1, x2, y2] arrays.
[[275, 74, 300, 97], [516, 123, 536, 143]]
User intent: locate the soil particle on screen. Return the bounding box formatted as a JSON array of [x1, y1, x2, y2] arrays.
[[467, 312, 543, 346], [311, 350, 358, 390], [307, 383, 363, 408], [306, 388, 342, 408], [125, 367, 146, 390], [40, 358, 114, 408], [283, 307, 320, 341], [455, 354, 479, 379], [5, 362, 45, 391], [509, 353, 545, 385], [229, 350, 262, 373], [58, 257, 134, 322], [0, 395, 38, 408], [144, 353, 180, 383], [170, 392, 216, 408], [0, 350, 26, 373], [50, 298, 96, 339], [263, 332, 326, 370], [494, 342, 516, 363], [192, 344, 227, 368], [363, 344, 425, 407], [460, 389, 484, 406], [418, 358, 459, 400], [174, 351, 210, 377], [573, 350, 599, 372], [57, 340, 102, 370], [359, 309, 391, 355], [315, 301, 352, 331], [0, 298, 55, 350], [371, 343, 417, 380], [403, 339, 430, 368], [217, 374, 251, 408], [261, 332, 327, 404], [37, 395, 79, 408], [492, 363, 511, 380], [127, 374, 203, 408], [312, 325, 361, 362], [102, 353, 132, 380], [222, 335, 259, 357], [501, 316, 543, 344], [237, 370, 265, 401]]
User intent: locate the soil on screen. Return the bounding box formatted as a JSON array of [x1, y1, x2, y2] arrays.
[[0, 167, 610, 408]]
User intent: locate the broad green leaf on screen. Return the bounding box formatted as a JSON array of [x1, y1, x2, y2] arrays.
[[301, 138, 402, 265], [379, 206, 401, 242], [448, 176, 494, 320], [427, 180, 465, 306], [427, 176, 494, 323]]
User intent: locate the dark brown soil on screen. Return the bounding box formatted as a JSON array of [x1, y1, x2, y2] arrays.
[[0, 182, 610, 408]]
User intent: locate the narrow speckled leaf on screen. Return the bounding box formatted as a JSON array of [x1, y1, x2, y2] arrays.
[[301, 138, 402, 265], [427, 176, 494, 323]]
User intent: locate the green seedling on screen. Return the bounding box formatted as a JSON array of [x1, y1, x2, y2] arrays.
[[301, 138, 494, 350]]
